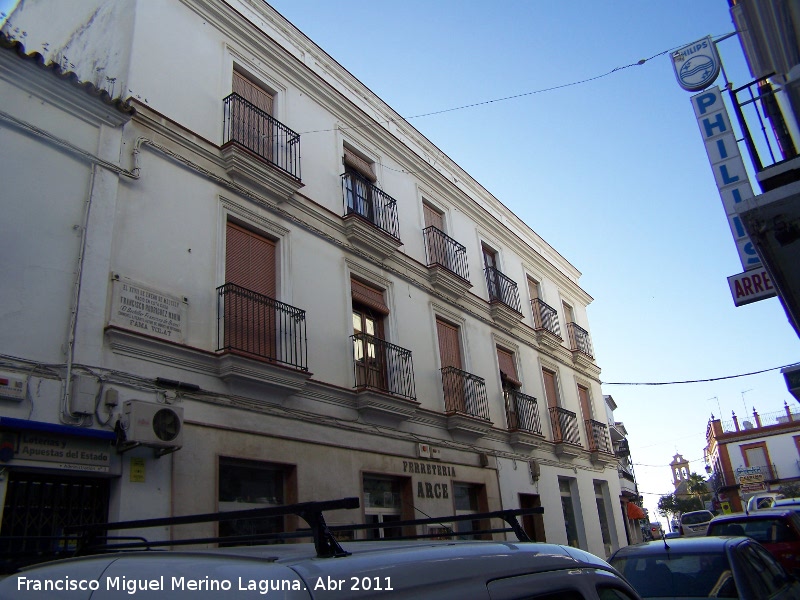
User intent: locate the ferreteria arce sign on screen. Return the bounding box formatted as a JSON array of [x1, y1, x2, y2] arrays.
[[403, 459, 457, 500]]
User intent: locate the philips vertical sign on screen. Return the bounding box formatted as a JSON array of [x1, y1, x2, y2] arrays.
[[690, 86, 760, 272]]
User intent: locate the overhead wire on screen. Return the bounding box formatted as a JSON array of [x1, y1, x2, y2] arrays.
[[602, 362, 798, 386], [297, 31, 735, 177]]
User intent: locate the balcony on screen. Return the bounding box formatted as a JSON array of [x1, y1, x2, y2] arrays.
[[484, 266, 523, 328], [350, 332, 418, 424], [216, 283, 310, 395], [585, 419, 613, 466], [531, 299, 562, 349], [221, 93, 302, 200], [549, 406, 581, 459], [730, 77, 800, 191], [504, 389, 543, 451], [566, 322, 594, 366], [341, 172, 402, 259], [441, 366, 493, 439], [423, 226, 471, 299]]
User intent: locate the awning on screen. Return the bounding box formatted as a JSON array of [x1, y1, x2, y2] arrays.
[[626, 502, 646, 520]]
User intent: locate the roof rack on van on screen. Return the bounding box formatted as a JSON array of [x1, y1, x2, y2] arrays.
[[59, 497, 544, 560]]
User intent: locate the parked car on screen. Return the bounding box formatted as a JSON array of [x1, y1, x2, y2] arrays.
[[0, 497, 641, 600], [747, 492, 785, 512], [707, 509, 800, 577], [679, 509, 715, 537], [773, 498, 800, 511], [609, 536, 800, 599]]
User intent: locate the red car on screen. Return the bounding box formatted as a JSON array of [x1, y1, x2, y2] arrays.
[[706, 508, 800, 576]]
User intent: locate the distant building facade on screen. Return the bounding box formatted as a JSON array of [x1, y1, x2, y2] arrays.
[[705, 404, 800, 512]]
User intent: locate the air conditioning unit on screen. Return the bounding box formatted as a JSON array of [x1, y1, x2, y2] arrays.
[[123, 400, 183, 448]]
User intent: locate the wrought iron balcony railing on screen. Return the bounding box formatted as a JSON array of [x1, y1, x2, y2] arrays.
[[548, 406, 581, 446], [222, 93, 301, 181], [531, 299, 561, 337], [351, 332, 416, 401], [566, 322, 593, 358], [441, 366, 490, 421], [730, 76, 798, 175], [217, 283, 308, 371], [484, 266, 522, 313], [341, 172, 400, 240], [423, 226, 470, 282], [504, 389, 543, 435], [585, 419, 613, 454]]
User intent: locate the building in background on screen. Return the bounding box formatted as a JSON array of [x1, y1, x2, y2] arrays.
[[605, 395, 645, 545], [704, 403, 800, 512], [0, 0, 624, 567]]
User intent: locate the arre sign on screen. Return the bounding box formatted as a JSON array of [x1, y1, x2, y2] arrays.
[[727, 269, 777, 307]]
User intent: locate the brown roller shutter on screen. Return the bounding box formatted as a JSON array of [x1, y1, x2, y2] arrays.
[[436, 318, 462, 370], [226, 222, 276, 298], [224, 221, 277, 359], [423, 203, 444, 231], [496, 347, 521, 387], [344, 147, 377, 182], [351, 279, 389, 315], [542, 369, 559, 409], [233, 70, 274, 115], [577, 385, 592, 420]]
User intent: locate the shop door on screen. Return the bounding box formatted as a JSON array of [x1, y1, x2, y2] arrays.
[[0, 471, 110, 572], [519, 493, 546, 542]]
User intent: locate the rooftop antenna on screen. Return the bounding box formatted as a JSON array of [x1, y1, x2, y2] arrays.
[[707, 396, 721, 419], [741, 389, 753, 414]]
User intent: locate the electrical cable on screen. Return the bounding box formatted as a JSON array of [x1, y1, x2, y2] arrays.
[[602, 362, 798, 386]]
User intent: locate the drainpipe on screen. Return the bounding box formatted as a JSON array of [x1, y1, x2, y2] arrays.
[[61, 164, 98, 424]]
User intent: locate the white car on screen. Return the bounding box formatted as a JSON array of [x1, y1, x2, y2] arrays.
[[679, 509, 715, 537]]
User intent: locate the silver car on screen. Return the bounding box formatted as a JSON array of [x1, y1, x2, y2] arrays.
[[0, 497, 641, 600]]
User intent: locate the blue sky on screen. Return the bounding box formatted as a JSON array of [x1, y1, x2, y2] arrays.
[[3, 0, 798, 528], [264, 0, 800, 525]]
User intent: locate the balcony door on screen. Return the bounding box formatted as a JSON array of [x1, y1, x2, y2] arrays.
[[482, 244, 500, 302], [497, 347, 522, 429], [232, 71, 275, 159], [436, 318, 464, 412], [344, 148, 377, 223], [225, 221, 277, 358], [352, 279, 388, 391], [423, 203, 449, 269]]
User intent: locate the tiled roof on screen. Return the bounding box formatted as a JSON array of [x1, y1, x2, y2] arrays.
[[0, 32, 135, 116]]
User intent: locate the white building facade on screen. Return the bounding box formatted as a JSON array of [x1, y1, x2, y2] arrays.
[[0, 0, 625, 564]]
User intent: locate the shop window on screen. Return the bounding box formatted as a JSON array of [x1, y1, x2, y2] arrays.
[[453, 482, 488, 539], [559, 477, 580, 548], [218, 457, 295, 545], [363, 475, 406, 539], [594, 481, 613, 556]]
